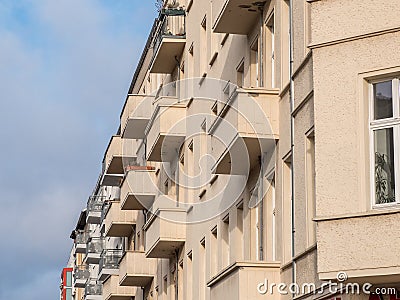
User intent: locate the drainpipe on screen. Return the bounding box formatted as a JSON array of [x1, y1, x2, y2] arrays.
[[175, 249, 179, 300], [288, 0, 296, 297], [259, 8, 264, 87], [259, 154, 265, 261]]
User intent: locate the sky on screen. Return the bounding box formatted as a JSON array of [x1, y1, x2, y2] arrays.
[[0, 1, 157, 299]]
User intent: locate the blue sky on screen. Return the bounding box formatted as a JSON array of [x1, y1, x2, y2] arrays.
[[0, 1, 157, 299]]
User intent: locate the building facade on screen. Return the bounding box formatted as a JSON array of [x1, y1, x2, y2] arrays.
[[62, 0, 400, 300]]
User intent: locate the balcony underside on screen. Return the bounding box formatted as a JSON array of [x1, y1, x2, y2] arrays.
[[74, 279, 87, 288], [213, 0, 261, 34], [150, 38, 186, 74], [147, 134, 185, 162], [146, 239, 185, 258], [87, 211, 101, 224], [212, 136, 276, 175], [98, 268, 119, 282], [75, 243, 87, 254], [106, 223, 135, 237], [85, 296, 102, 300], [105, 156, 137, 175], [119, 274, 155, 287], [105, 295, 135, 300], [122, 118, 151, 140], [121, 193, 155, 211], [85, 253, 101, 264], [101, 174, 123, 187]]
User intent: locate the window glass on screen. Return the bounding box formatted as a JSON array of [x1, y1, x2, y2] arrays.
[[374, 81, 393, 120], [65, 289, 72, 300], [374, 128, 396, 204], [66, 271, 72, 287]]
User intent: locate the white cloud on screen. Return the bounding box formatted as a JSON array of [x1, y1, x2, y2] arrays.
[[0, 0, 157, 299]]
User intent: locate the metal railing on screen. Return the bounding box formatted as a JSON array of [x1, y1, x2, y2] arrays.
[[74, 265, 90, 281], [153, 9, 186, 57], [85, 281, 102, 296], [75, 231, 89, 244], [86, 237, 105, 255], [99, 249, 124, 273], [87, 195, 106, 213], [100, 201, 111, 224]]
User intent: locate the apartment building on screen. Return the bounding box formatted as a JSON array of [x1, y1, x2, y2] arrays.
[[62, 0, 400, 300]]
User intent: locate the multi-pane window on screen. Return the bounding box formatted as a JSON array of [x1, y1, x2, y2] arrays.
[[370, 79, 400, 205]]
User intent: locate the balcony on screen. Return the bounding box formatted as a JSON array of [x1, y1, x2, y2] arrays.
[[85, 237, 105, 264], [119, 251, 157, 287], [207, 261, 281, 299], [74, 265, 90, 288], [209, 88, 279, 175], [143, 196, 187, 258], [103, 136, 137, 175], [87, 196, 106, 224], [103, 201, 136, 237], [316, 212, 400, 284], [98, 249, 124, 282], [84, 281, 102, 300], [212, 0, 264, 34], [150, 9, 186, 74], [121, 95, 155, 139], [145, 97, 186, 162], [120, 168, 157, 211], [75, 231, 89, 254], [103, 275, 137, 300]]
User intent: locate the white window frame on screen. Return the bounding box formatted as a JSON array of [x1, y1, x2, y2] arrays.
[[369, 78, 400, 208]]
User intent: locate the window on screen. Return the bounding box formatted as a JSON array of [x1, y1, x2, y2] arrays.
[[210, 226, 218, 276], [282, 155, 292, 263], [306, 131, 316, 246], [222, 215, 230, 267], [236, 201, 244, 260], [199, 238, 206, 300], [236, 59, 244, 88], [370, 79, 400, 206], [200, 16, 207, 76], [265, 14, 275, 88], [250, 38, 259, 87]]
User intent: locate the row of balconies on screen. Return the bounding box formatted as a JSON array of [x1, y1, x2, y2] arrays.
[[70, 2, 400, 296]]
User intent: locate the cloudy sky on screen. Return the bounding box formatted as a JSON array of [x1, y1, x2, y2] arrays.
[[0, 1, 156, 298]]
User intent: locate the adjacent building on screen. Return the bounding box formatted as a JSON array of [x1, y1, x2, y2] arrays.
[[61, 0, 400, 300]]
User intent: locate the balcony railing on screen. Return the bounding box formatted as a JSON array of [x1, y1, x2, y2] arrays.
[[85, 281, 102, 296], [87, 196, 106, 224], [100, 201, 111, 225], [74, 264, 90, 288], [99, 249, 123, 274], [75, 231, 89, 254], [85, 237, 105, 264], [87, 237, 105, 255], [150, 9, 186, 73], [98, 248, 124, 282], [75, 231, 89, 244]]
